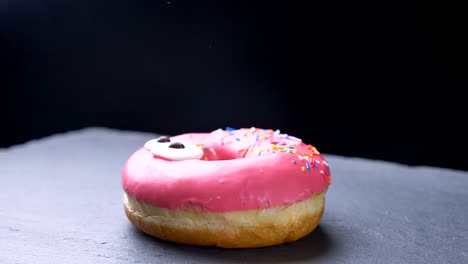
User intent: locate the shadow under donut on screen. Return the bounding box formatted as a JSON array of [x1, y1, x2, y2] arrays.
[[128, 224, 335, 263]]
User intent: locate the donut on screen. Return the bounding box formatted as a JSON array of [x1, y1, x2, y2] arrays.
[[122, 127, 332, 248]]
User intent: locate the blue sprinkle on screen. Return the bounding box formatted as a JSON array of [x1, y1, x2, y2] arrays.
[[314, 164, 319, 169], [225, 127, 237, 131], [255, 136, 260, 141], [305, 163, 310, 170], [257, 152, 261, 156], [235, 138, 240, 141]]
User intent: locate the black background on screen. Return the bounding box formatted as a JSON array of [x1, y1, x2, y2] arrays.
[[1, 1, 466, 170]]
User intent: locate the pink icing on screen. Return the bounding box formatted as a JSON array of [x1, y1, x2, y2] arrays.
[[122, 128, 331, 213]]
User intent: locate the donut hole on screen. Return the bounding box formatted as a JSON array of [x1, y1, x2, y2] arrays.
[[203, 146, 248, 161]]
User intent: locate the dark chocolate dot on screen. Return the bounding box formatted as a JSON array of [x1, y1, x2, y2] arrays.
[[169, 142, 185, 149], [156, 136, 171, 143]]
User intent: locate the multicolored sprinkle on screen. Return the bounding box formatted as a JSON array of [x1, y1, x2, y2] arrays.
[[220, 127, 327, 181]]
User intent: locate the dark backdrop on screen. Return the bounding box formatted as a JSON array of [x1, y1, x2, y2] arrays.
[[1, 1, 467, 170]]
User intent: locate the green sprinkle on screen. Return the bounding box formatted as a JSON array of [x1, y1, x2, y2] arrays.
[[204, 147, 209, 151], [293, 159, 296, 164]]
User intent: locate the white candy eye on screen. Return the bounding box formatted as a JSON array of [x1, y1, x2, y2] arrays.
[[144, 136, 172, 149], [144, 137, 203, 161]]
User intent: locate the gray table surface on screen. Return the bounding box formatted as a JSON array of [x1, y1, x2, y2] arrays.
[[1, 127, 467, 264]]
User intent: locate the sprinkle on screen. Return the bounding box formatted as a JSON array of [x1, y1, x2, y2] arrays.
[[301, 166, 305, 172], [204, 157, 208, 160], [209, 148, 217, 156], [257, 152, 261, 156], [195, 143, 203, 147], [245, 142, 257, 157], [312, 146, 320, 154], [238, 148, 245, 152], [250, 127, 256, 132], [293, 160, 296, 164], [328, 175, 332, 185], [314, 164, 319, 169], [235, 138, 240, 141], [289, 136, 302, 142], [305, 162, 310, 170], [298, 155, 304, 160], [225, 127, 237, 131], [204, 147, 209, 151]]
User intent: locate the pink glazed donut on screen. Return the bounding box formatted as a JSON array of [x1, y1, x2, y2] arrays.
[[122, 127, 331, 248]]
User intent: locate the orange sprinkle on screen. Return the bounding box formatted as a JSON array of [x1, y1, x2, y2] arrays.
[[195, 143, 203, 147], [328, 175, 332, 185], [204, 157, 208, 161], [301, 166, 305, 172]]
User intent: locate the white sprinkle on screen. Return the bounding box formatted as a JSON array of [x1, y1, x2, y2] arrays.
[[210, 148, 217, 156], [288, 136, 302, 142]]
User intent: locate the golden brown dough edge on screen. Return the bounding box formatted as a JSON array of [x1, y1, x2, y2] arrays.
[[124, 190, 326, 248]]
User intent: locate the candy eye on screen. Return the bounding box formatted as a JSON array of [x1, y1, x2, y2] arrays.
[[156, 136, 171, 143], [144, 136, 172, 150], [169, 142, 185, 149], [144, 138, 203, 161]]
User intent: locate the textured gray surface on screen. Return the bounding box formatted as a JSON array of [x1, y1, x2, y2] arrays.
[[1, 127, 467, 264]]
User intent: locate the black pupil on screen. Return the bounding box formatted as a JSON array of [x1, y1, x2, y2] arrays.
[[156, 136, 171, 143], [169, 142, 185, 149]]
